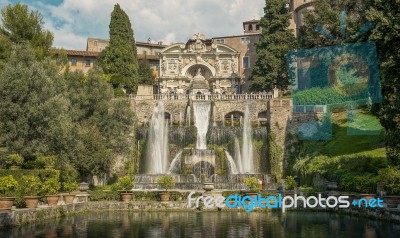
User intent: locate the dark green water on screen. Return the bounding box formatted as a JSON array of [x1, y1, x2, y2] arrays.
[[1, 211, 399, 238]]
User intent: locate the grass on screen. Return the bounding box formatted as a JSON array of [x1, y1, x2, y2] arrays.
[[299, 109, 386, 158]]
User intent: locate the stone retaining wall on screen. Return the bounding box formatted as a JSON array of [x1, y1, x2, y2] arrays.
[[0, 203, 86, 228]]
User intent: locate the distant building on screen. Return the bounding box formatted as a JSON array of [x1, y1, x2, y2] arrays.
[[64, 38, 167, 79], [62, 1, 312, 92]]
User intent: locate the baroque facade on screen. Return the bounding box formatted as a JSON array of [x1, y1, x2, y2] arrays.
[[158, 33, 241, 95]]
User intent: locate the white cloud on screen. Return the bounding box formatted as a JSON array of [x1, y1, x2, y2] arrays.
[[2, 0, 265, 50]]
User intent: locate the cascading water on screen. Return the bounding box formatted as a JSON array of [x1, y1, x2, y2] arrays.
[[234, 137, 243, 172], [193, 102, 211, 149], [225, 151, 238, 174], [145, 102, 169, 174], [241, 105, 255, 173], [168, 151, 183, 174], [186, 106, 191, 126]]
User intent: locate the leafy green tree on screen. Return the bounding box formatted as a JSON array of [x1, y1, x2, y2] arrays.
[[138, 57, 156, 85], [366, 0, 400, 165], [250, 0, 297, 91], [0, 44, 71, 158], [298, 0, 367, 48], [99, 4, 139, 94], [0, 3, 53, 63]]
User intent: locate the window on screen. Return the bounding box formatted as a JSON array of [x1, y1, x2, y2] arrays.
[[85, 59, 91, 67], [94, 40, 97, 46], [248, 24, 253, 31], [243, 56, 250, 69], [71, 58, 77, 66], [240, 37, 250, 44], [215, 39, 224, 44], [256, 24, 260, 31]]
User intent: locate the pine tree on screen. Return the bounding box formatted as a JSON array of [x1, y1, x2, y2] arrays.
[[99, 4, 139, 94], [250, 0, 297, 92]]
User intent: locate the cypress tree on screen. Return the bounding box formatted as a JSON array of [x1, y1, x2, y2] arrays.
[[99, 4, 139, 94], [250, 0, 297, 92]]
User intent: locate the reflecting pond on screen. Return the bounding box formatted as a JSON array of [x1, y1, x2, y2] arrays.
[[1, 211, 399, 237]]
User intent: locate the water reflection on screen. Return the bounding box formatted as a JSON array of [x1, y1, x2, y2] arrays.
[[0, 211, 399, 238]]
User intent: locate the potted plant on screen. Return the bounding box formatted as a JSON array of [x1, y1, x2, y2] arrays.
[[5, 154, 24, 169], [114, 176, 134, 202], [244, 177, 259, 198], [0, 175, 18, 210], [62, 181, 78, 204], [20, 175, 41, 209], [157, 175, 175, 201], [42, 177, 61, 206]]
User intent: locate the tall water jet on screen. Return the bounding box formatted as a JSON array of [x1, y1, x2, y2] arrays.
[[241, 105, 255, 173], [193, 102, 211, 149], [186, 106, 191, 126], [168, 151, 183, 174], [234, 137, 243, 172], [225, 151, 238, 174], [145, 102, 169, 174]]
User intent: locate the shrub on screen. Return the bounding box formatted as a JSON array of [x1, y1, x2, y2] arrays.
[[0, 175, 18, 196], [62, 181, 78, 193], [113, 176, 134, 192], [284, 176, 297, 190], [244, 177, 259, 192], [20, 175, 41, 196], [5, 154, 24, 168], [35, 155, 56, 168], [378, 167, 400, 195], [157, 175, 175, 191], [42, 177, 61, 195]]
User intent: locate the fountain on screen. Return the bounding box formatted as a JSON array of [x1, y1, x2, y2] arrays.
[[135, 101, 274, 190], [193, 102, 211, 149], [241, 105, 255, 173], [145, 102, 169, 174], [225, 151, 238, 174], [168, 151, 183, 174]]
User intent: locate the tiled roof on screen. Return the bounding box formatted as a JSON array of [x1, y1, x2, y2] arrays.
[[65, 50, 99, 57]]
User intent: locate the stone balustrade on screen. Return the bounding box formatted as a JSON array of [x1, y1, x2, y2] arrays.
[[130, 93, 274, 101]]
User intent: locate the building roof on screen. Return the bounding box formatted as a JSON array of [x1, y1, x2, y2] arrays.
[[87, 37, 168, 48], [212, 33, 261, 40], [243, 19, 260, 24], [65, 50, 99, 57]]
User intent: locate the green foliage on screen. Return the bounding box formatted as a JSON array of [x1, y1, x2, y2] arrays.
[[35, 155, 56, 168], [62, 181, 78, 193], [378, 167, 400, 195], [268, 132, 283, 179], [250, 0, 297, 91], [99, 4, 139, 94], [298, 0, 367, 48], [367, 0, 400, 165], [0, 3, 53, 63], [42, 177, 61, 195], [284, 176, 297, 190], [5, 154, 24, 168], [0, 175, 18, 196], [0, 44, 70, 158], [157, 175, 175, 191], [113, 176, 134, 191], [138, 58, 156, 85], [20, 175, 41, 196], [244, 177, 259, 192], [88, 189, 120, 201], [340, 173, 377, 193]]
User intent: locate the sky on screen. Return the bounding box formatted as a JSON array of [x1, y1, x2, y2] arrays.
[[0, 0, 265, 50]]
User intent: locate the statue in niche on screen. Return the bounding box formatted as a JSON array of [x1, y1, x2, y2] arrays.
[[196, 68, 202, 76]]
